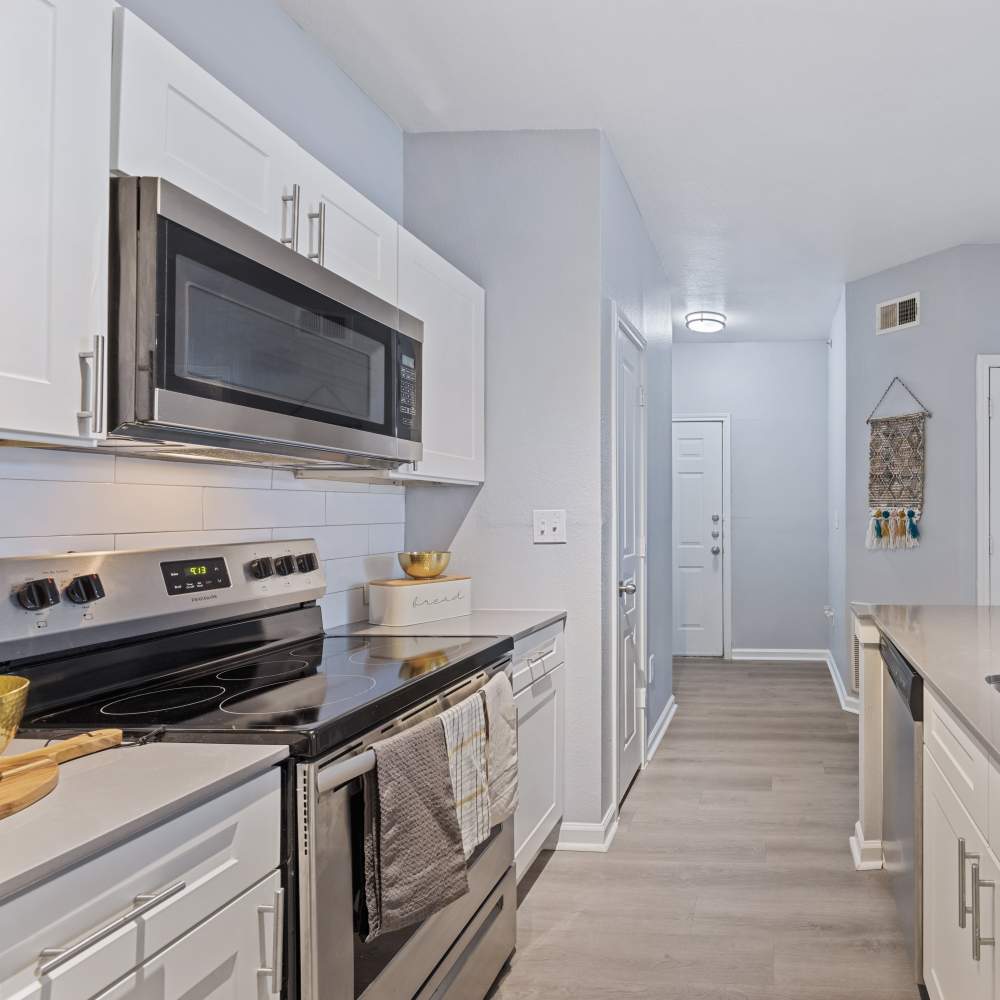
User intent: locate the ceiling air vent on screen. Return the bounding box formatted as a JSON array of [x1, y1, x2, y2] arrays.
[[876, 293, 920, 334]]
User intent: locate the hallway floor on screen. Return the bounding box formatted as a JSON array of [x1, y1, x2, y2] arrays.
[[492, 658, 917, 999]]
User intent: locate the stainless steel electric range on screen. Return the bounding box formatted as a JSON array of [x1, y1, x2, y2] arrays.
[[0, 541, 515, 1000]]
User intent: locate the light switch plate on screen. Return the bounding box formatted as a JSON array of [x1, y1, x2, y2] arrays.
[[533, 509, 567, 544]]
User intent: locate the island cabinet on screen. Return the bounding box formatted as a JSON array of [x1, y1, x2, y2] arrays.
[[923, 686, 1000, 1000]]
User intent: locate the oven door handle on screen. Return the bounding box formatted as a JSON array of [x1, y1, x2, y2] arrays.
[[317, 748, 376, 794]]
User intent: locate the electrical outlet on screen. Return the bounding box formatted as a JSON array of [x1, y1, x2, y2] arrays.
[[533, 509, 567, 544]]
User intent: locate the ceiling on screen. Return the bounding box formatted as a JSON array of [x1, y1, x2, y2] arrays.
[[279, 0, 1000, 342]]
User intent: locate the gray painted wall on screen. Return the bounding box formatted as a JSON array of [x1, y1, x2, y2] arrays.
[[599, 138, 674, 752], [846, 244, 1000, 611], [673, 341, 830, 650], [119, 0, 404, 220], [403, 130, 608, 825], [827, 293, 849, 682]]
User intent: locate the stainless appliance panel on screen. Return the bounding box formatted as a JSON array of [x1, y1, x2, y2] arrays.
[[882, 639, 924, 985]]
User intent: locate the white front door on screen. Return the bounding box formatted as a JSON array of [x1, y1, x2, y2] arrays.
[[990, 367, 1000, 605], [617, 323, 644, 804], [672, 420, 725, 656]]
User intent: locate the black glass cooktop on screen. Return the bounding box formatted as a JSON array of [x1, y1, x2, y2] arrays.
[[23, 632, 512, 758]]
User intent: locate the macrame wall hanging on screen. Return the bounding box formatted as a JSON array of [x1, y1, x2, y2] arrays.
[[866, 377, 931, 550]]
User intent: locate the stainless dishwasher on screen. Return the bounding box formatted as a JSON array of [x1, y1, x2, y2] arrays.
[[881, 635, 924, 988]]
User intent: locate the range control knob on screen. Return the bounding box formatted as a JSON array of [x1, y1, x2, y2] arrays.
[[248, 557, 275, 580], [66, 573, 105, 605], [16, 578, 61, 611], [295, 553, 318, 573], [274, 555, 296, 576]]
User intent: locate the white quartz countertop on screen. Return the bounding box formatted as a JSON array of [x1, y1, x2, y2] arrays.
[[337, 608, 567, 642], [0, 739, 286, 904], [858, 603, 1000, 757]]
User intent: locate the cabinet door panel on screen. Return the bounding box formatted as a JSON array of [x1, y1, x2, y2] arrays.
[[303, 165, 397, 304], [513, 662, 565, 880], [924, 749, 995, 1000], [0, 0, 111, 441], [397, 229, 485, 484], [114, 9, 296, 243]]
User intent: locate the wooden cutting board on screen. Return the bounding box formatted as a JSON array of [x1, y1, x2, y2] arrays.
[[0, 729, 123, 820]]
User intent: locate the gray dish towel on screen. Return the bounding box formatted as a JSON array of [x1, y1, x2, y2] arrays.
[[363, 714, 469, 941], [481, 673, 518, 824], [440, 693, 491, 859]]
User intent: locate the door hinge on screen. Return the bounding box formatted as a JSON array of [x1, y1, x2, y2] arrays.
[[638, 385, 647, 408], [990, 534, 995, 557], [989, 396, 994, 421]]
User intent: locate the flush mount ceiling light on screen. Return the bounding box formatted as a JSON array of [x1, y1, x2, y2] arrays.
[[685, 311, 727, 334]]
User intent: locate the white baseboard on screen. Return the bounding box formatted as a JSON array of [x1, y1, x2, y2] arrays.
[[555, 804, 619, 853], [849, 819, 883, 870], [645, 695, 677, 763], [731, 648, 859, 715]]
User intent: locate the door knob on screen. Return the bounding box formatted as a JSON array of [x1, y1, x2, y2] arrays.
[[711, 546, 721, 555], [618, 581, 637, 596], [711, 514, 720, 522], [711, 530, 720, 539]]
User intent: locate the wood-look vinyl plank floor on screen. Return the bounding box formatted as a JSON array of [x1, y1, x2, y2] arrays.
[[491, 657, 918, 1000]]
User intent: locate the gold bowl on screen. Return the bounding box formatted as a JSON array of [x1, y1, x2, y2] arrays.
[[0, 676, 29, 754], [397, 551, 451, 579]]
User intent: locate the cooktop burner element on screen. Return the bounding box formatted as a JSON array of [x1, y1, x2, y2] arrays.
[[99, 685, 227, 716]]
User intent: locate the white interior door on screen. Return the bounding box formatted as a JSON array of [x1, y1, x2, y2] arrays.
[[990, 367, 1000, 605], [672, 420, 725, 656], [617, 324, 644, 804]]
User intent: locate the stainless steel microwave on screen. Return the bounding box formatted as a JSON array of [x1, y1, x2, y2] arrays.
[[107, 177, 422, 470]]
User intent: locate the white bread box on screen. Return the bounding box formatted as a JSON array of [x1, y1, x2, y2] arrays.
[[368, 575, 472, 627]]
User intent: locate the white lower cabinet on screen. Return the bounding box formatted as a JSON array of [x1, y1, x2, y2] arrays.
[[92, 872, 281, 1000], [924, 748, 998, 1000], [513, 660, 566, 880]]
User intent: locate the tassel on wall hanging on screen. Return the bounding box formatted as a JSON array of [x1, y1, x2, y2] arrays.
[[865, 377, 930, 550]]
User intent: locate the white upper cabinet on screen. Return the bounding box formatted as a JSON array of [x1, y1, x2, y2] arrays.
[[301, 162, 398, 304], [0, 0, 112, 442], [113, 9, 300, 244], [397, 229, 485, 484]]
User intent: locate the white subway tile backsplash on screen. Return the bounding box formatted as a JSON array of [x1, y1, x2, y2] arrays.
[[369, 523, 405, 555], [0, 447, 116, 483], [318, 588, 367, 629], [273, 525, 368, 561], [326, 491, 405, 525], [114, 457, 272, 489], [115, 529, 271, 551], [0, 480, 202, 536], [323, 556, 368, 593], [203, 488, 325, 529], [0, 534, 115, 557]]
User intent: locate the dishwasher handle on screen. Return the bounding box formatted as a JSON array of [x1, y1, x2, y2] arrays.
[[880, 635, 923, 722]]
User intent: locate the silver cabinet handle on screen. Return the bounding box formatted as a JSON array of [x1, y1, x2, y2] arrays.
[[281, 183, 301, 251], [257, 887, 285, 994], [971, 862, 995, 960], [960, 838, 979, 928], [38, 881, 186, 976], [77, 334, 105, 435], [711, 545, 721, 555], [308, 201, 326, 266], [618, 581, 637, 596]]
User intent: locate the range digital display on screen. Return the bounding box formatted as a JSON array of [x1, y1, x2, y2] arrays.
[[160, 557, 231, 595]]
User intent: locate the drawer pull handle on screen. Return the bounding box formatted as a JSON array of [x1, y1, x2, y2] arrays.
[[972, 862, 996, 961], [258, 887, 285, 994], [960, 837, 979, 928], [38, 881, 186, 976]]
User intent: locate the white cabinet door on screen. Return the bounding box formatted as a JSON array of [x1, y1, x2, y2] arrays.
[[113, 9, 300, 245], [0, 0, 112, 442], [924, 749, 997, 1000], [301, 164, 398, 304], [513, 661, 565, 881], [397, 229, 485, 484], [92, 873, 282, 1000]]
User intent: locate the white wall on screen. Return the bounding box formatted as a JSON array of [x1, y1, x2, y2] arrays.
[[119, 0, 404, 220], [0, 449, 404, 628], [673, 341, 830, 651]]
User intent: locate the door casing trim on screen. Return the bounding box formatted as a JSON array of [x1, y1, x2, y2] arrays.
[[976, 355, 1000, 605]]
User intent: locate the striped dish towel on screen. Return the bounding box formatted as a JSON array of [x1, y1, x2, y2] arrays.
[[439, 693, 490, 859]]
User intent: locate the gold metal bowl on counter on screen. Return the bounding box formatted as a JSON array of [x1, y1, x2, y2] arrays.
[[0, 676, 29, 754], [397, 551, 451, 579]]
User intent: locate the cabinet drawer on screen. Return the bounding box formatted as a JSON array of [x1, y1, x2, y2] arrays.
[[511, 621, 565, 695], [0, 770, 280, 999], [925, 686, 990, 835]]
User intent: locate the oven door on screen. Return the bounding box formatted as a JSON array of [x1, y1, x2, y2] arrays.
[[111, 177, 422, 464]]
